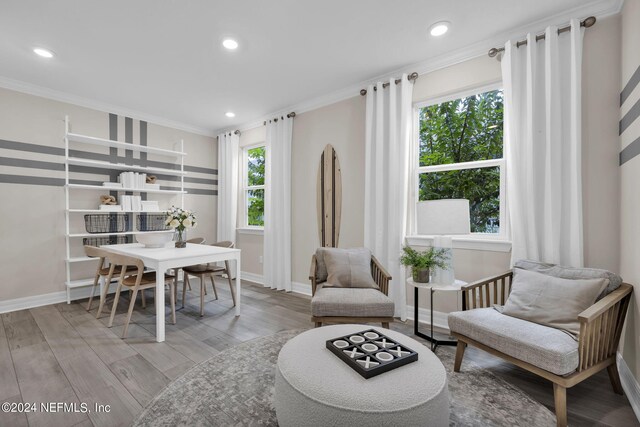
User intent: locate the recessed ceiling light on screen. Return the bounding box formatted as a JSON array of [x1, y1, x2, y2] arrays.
[[225, 111, 236, 118], [222, 38, 239, 50], [33, 47, 54, 58], [429, 21, 450, 37]]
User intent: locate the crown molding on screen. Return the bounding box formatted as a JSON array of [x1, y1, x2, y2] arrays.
[[216, 0, 623, 135], [0, 75, 215, 137]]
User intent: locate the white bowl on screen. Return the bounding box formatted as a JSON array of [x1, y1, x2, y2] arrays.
[[135, 230, 174, 248]]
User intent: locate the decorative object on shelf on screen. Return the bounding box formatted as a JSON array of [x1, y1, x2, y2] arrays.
[[399, 246, 448, 283], [146, 175, 157, 184], [137, 213, 170, 231], [84, 213, 130, 234], [100, 195, 117, 205], [166, 206, 197, 248], [141, 200, 160, 212], [416, 199, 470, 285], [325, 329, 418, 379]]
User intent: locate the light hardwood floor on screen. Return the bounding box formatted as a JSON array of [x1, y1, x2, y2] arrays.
[[0, 279, 637, 427]]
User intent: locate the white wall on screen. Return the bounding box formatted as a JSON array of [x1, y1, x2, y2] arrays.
[[0, 87, 217, 304], [619, 0, 640, 384]]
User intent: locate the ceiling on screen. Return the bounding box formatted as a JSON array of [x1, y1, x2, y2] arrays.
[[0, 0, 620, 135]]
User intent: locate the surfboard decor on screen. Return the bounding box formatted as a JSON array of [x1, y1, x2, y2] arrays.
[[317, 144, 342, 248]]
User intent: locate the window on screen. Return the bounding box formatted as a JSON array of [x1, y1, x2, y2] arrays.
[[242, 145, 265, 228], [416, 86, 505, 236]]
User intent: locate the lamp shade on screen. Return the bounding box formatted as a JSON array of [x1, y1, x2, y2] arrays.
[[417, 199, 471, 235]]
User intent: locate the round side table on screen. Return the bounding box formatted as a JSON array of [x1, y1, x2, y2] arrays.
[[407, 278, 467, 351]]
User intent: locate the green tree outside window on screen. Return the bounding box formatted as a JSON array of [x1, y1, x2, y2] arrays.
[[247, 146, 265, 226], [419, 90, 503, 233]]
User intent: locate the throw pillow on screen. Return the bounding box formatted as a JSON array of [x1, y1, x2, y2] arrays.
[[323, 248, 379, 289], [514, 259, 621, 300], [315, 248, 329, 282], [502, 268, 608, 337]]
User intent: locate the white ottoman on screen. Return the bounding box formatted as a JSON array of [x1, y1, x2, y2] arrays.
[[274, 324, 449, 427]]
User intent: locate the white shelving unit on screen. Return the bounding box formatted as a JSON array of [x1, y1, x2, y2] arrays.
[[64, 115, 187, 303]]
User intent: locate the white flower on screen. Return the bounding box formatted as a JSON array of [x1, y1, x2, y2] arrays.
[[169, 219, 180, 228], [183, 218, 192, 228]]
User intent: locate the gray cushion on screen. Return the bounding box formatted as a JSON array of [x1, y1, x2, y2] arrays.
[[315, 248, 329, 282], [311, 286, 394, 317], [502, 268, 608, 337], [514, 259, 622, 300], [448, 308, 579, 376], [323, 248, 378, 289]]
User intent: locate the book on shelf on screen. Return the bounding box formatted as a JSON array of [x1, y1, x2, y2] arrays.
[[99, 205, 122, 212], [120, 195, 143, 211], [118, 172, 148, 189], [102, 182, 122, 188]]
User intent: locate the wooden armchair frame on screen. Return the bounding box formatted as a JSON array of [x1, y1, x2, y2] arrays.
[[451, 270, 633, 427], [309, 254, 393, 328]]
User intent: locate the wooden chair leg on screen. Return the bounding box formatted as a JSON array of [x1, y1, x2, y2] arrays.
[[607, 363, 624, 395], [122, 287, 138, 338], [553, 383, 568, 427], [200, 277, 205, 317], [96, 269, 114, 319], [454, 341, 467, 372], [108, 283, 123, 328], [169, 282, 176, 325], [86, 273, 101, 311], [225, 261, 236, 306], [382, 322, 389, 329], [182, 274, 189, 308], [210, 274, 219, 300]]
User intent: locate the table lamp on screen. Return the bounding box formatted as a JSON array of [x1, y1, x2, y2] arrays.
[[416, 199, 470, 285]]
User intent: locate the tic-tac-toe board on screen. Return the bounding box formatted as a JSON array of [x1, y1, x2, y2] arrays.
[[326, 329, 418, 379]]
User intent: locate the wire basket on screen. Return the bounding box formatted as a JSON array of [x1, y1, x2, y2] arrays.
[[137, 213, 170, 231], [83, 235, 131, 247], [84, 214, 130, 233]]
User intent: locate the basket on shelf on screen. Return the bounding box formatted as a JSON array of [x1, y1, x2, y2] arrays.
[[84, 214, 130, 233], [137, 213, 170, 232], [82, 235, 131, 247]]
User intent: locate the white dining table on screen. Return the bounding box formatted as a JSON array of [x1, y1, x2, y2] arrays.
[[104, 242, 241, 342]]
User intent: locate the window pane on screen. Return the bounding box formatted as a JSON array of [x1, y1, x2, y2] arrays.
[[247, 146, 265, 186], [419, 90, 503, 167], [247, 189, 264, 226], [419, 167, 500, 233]]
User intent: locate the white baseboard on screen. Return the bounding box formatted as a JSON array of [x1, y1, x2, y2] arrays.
[[618, 352, 640, 422], [406, 305, 450, 331], [240, 271, 312, 296], [0, 286, 103, 314]]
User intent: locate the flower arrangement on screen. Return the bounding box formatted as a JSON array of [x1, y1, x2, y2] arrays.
[[166, 206, 197, 246]]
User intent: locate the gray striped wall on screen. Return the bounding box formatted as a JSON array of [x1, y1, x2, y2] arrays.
[[0, 114, 218, 195], [620, 65, 640, 165]]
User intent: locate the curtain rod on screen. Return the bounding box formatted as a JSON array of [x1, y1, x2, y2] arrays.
[[224, 130, 241, 137], [359, 72, 419, 96], [488, 16, 596, 58], [263, 112, 296, 125]]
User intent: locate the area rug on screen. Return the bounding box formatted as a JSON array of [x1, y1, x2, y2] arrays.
[[132, 329, 556, 426]]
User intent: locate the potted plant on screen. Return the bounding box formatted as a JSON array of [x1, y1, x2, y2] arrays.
[[400, 246, 448, 283], [165, 206, 197, 248]]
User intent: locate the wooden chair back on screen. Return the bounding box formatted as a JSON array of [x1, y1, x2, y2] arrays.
[[104, 252, 145, 279], [187, 237, 206, 244], [84, 245, 111, 259], [212, 240, 234, 249]]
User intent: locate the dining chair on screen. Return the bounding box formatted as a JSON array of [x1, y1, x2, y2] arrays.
[[84, 245, 121, 318], [106, 252, 177, 338], [182, 241, 236, 316], [177, 237, 206, 293]]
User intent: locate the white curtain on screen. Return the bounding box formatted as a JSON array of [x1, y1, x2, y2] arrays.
[[364, 75, 414, 320], [263, 116, 293, 291], [502, 19, 584, 267], [216, 132, 239, 244]]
